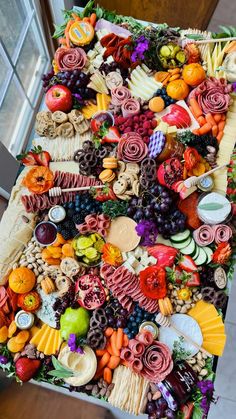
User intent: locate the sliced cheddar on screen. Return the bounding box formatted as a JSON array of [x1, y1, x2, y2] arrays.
[[44, 327, 55, 356], [30, 324, 47, 346], [202, 340, 226, 356]]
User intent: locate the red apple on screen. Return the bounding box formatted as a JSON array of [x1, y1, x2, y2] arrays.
[[45, 85, 72, 112]]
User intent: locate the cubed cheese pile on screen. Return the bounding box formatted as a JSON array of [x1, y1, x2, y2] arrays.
[[127, 65, 162, 101], [122, 246, 157, 275]]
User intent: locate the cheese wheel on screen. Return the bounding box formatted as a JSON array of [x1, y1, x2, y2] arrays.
[[69, 21, 94, 46]]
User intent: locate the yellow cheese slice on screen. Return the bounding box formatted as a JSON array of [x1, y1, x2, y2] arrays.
[[44, 328, 55, 356], [53, 330, 62, 355], [202, 333, 226, 343], [30, 324, 47, 346], [188, 300, 218, 321], [81, 102, 98, 119], [37, 325, 51, 352], [202, 340, 225, 356], [29, 326, 40, 339], [200, 316, 224, 327], [202, 325, 225, 335]]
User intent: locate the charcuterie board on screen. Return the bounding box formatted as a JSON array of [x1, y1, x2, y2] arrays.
[[0, 2, 236, 418]]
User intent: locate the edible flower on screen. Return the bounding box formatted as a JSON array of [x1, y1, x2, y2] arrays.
[[212, 242, 232, 264], [177, 288, 192, 301], [183, 147, 201, 171], [0, 355, 8, 365], [139, 266, 167, 299], [102, 243, 123, 266], [68, 333, 84, 354], [197, 380, 215, 418], [135, 220, 158, 246], [22, 166, 54, 194], [131, 36, 149, 62]]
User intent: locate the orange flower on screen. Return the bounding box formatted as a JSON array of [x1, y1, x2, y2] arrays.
[[102, 243, 123, 266], [212, 242, 232, 264], [22, 166, 54, 194]]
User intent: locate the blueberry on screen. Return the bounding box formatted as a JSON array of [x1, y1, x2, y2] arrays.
[[131, 321, 137, 328], [68, 202, 74, 209], [143, 312, 150, 319], [124, 328, 129, 334], [129, 315, 135, 322]]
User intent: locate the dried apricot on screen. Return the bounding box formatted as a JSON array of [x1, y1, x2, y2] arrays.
[[15, 330, 30, 344], [41, 248, 52, 260], [53, 233, 66, 247], [7, 337, 24, 353], [8, 320, 17, 338], [61, 244, 74, 257], [45, 257, 61, 265], [0, 325, 8, 343]]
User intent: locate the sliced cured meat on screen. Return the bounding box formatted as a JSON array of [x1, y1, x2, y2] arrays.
[[111, 86, 131, 106], [190, 77, 232, 114], [142, 341, 173, 383], [121, 98, 140, 118], [136, 331, 154, 346], [55, 47, 87, 71], [128, 339, 145, 356], [130, 358, 143, 373], [117, 132, 148, 163], [120, 347, 134, 362], [193, 225, 214, 246], [213, 224, 232, 244]]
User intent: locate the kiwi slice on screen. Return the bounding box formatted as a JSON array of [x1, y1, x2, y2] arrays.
[[94, 239, 105, 253], [160, 45, 171, 57]]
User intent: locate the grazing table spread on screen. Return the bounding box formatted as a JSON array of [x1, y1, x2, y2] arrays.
[[0, 2, 236, 418]]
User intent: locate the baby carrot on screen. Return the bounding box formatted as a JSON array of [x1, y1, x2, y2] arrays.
[[192, 129, 200, 135], [189, 98, 203, 118], [94, 368, 104, 380], [106, 343, 114, 356], [83, 17, 90, 23], [168, 68, 181, 74], [110, 331, 120, 357], [90, 13, 97, 27], [217, 131, 224, 142], [169, 74, 180, 81], [116, 328, 124, 350], [197, 116, 206, 126], [95, 349, 107, 357], [105, 327, 114, 337], [71, 12, 81, 21], [122, 334, 129, 347], [198, 122, 212, 135], [212, 125, 218, 137], [107, 355, 120, 369], [205, 113, 216, 127], [103, 367, 112, 384], [221, 114, 226, 120], [97, 351, 110, 370], [213, 113, 222, 123], [218, 120, 226, 132]]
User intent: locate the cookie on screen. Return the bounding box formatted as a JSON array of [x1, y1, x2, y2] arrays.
[[125, 163, 140, 174], [117, 160, 126, 174], [113, 178, 128, 195]]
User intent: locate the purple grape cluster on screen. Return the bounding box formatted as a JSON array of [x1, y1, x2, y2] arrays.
[[41, 69, 95, 100], [127, 185, 186, 239], [99, 62, 129, 82], [53, 285, 78, 329], [146, 399, 176, 419], [104, 299, 128, 329]]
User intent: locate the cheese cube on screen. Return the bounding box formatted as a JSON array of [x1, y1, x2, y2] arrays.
[[148, 256, 157, 265], [127, 255, 137, 267], [122, 252, 128, 262], [123, 261, 135, 274]]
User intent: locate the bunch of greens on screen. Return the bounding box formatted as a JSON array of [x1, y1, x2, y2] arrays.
[[182, 25, 236, 41], [172, 336, 191, 362], [102, 200, 128, 218]]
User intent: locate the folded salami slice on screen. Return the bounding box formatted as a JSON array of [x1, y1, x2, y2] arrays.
[[128, 339, 145, 356], [213, 224, 232, 244], [120, 347, 134, 362], [117, 132, 148, 163], [130, 358, 143, 373], [111, 86, 131, 106], [193, 225, 214, 246], [121, 98, 140, 118], [136, 331, 154, 346], [142, 341, 173, 383]]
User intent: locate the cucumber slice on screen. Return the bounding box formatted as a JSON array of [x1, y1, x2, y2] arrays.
[[192, 245, 200, 260], [171, 236, 192, 249], [194, 247, 207, 265], [202, 247, 213, 264], [180, 239, 196, 255], [171, 230, 191, 243]]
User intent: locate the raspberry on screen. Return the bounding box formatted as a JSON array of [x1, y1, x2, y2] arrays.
[[143, 136, 150, 144], [133, 115, 139, 122], [151, 119, 158, 128], [134, 123, 139, 129], [124, 127, 132, 133], [115, 116, 122, 125], [119, 116, 126, 124], [146, 111, 155, 119], [148, 129, 153, 136], [139, 115, 146, 122], [119, 124, 125, 131], [143, 121, 151, 129], [137, 128, 145, 135]]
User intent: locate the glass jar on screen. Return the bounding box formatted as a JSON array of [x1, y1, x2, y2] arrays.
[[156, 134, 184, 162]]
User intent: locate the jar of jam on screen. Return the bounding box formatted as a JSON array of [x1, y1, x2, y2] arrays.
[[156, 134, 184, 162], [159, 361, 198, 406]]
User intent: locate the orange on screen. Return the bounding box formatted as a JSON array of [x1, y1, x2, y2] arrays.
[[182, 63, 206, 86], [149, 97, 165, 113], [9, 267, 36, 294], [166, 79, 189, 100]]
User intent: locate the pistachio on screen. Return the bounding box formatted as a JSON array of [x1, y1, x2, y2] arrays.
[[176, 299, 184, 306], [197, 352, 203, 361], [180, 306, 187, 314], [199, 368, 208, 377], [33, 269, 39, 276], [193, 364, 201, 373], [176, 305, 181, 312], [37, 259, 45, 265], [187, 358, 196, 365], [19, 260, 28, 267], [27, 256, 36, 263], [35, 253, 42, 259], [152, 391, 162, 400], [28, 264, 33, 269], [185, 304, 192, 310], [197, 293, 202, 300], [198, 360, 206, 368]]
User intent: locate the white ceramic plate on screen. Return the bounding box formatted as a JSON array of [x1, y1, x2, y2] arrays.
[[158, 313, 203, 358]]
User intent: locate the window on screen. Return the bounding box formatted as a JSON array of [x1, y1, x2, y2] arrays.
[[0, 0, 51, 156]]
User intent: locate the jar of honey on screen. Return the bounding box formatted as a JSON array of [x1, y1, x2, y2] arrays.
[[156, 134, 184, 162]]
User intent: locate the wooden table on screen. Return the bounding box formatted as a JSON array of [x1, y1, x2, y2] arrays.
[[96, 0, 218, 30]]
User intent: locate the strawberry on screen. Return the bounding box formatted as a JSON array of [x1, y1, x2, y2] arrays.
[[185, 271, 200, 287], [178, 255, 197, 272], [92, 185, 117, 202], [102, 127, 120, 143], [15, 357, 41, 382], [180, 402, 194, 419], [16, 151, 37, 166], [32, 146, 51, 167]]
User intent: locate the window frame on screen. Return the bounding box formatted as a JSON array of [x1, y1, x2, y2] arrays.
[[0, 0, 51, 156]]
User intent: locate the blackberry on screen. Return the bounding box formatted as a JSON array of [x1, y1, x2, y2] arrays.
[[60, 229, 72, 240], [57, 223, 63, 233], [67, 208, 75, 218], [73, 213, 85, 224], [63, 220, 75, 230]]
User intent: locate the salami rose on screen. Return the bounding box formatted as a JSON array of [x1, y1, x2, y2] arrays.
[[213, 224, 232, 244], [142, 341, 173, 383], [191, 77, 232, 114], [121, 98, 140, 118], [117, 132, 148, 163], [111, 86, 131, 106], [193, 225, 214, 246], [130, 358, 143, 373], [55, 47, 87, 71], [128, 339, 145, 356], [136, 331, 154, 346]]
